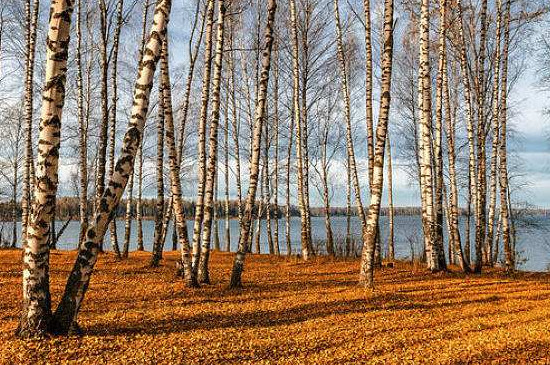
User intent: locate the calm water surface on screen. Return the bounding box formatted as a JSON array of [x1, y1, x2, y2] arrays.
[[3, 215, 549, 271]]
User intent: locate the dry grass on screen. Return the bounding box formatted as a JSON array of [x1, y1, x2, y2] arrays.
[[2, 249, 550, 364]]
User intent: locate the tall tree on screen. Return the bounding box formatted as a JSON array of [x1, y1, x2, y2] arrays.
[[190, 0, 216, 276], [229, 0, 277, 288], [160, 36, 197, 287], [50, 0, 172, 335], [198, 0, 227, 284], [499, 0, 513, 271], [108, 0, 125, 259], [289, 0, 311, 260], [16, 0, 74, 338], [359, 0, 394, 287], [417, 0, 445, 272], [21, 0, 40, 247]]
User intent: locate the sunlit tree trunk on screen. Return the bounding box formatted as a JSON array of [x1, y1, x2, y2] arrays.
[[107, 0, 125, 258], [474, 0, 489, 273], [386, 136, 394, 261], [229, 0, 277, 288], [433, 0, 447, 269], [264, 116, 274, 255], [223, 91, 231, 252], [51, 0, 172, 335], [198, 0, 227, 283], [21, 0, 40, 247], [191, 0, 216, 276], [159, 36, 197, 287], [359, 0, 394, 287], [289, 0, 310, 260], [136, 0, 150, 253], [499, 0, 513, 271], [457, 0, 478, 271], [76, 0, 88, 246], [417, 0, 444, 272], [273, 41, 281, 255], [285, 113, 294, 256], [228, 25, 243, 225], [334, 0, 369, 261], [96, 0, 110, 253], [443, 48, 468, 272], [17, 0, 74, 338], [150, 82, 166, 266], [485, 0, 503, 267]]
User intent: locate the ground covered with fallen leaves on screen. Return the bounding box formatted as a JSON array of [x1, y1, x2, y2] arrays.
[[2, 250, 550, 364]]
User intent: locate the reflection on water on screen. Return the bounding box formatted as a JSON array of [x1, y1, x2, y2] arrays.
[[2, 215, 549, 271]]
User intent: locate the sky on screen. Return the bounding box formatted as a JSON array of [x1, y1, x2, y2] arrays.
[[50, 1, 550, 209]]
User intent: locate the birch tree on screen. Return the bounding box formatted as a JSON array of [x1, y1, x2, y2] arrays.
[[17, 0, 74, 338]]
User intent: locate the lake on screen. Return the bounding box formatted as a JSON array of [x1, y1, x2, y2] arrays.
[[2, 215, 549, 271]]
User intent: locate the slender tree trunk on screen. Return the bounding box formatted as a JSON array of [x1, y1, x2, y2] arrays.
[[198, 0, 226, 283], [474, 0, 489, 273], [123, 173, 134, 256], [485, 0, 503, 267], [499, 0, 513, 271], [443, 49, 468, 272], [76, 0, 88, 247], [17, 0, 74, 338], [273, 41, 280, 255], [264, 115, 274, 255], [21, 0, 40, 247], [51, 0, 172, 335], [386, 136, 394, 261], [191, 0, 216, 277], [159, 36, 197, 287], [96, 0, 110, 253], [150, 82, 166, 266], [136, 0, 150, 253], [228, 31, 243, 225], [289, 0, 311, 260], [229, 0, 277, 288], [285, 114, 294, 256], [358, 0, 394, 287], [108, 0, 125, 258], [320, 126, 334, 257], [223, 89, 231, 252], [433, 0, 447, 269], [457, 0, 478, 271], [417, 0, 444, 273]]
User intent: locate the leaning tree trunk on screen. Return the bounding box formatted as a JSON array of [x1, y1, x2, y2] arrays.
[[16, 0, 74, 338], [198, 0, 227, 284], [358, 0, 394, 288], [159, 36, 197, 287], [50, 0, 172, 335], [190, 0, 216, 277], [229, 0, 277, 288]]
